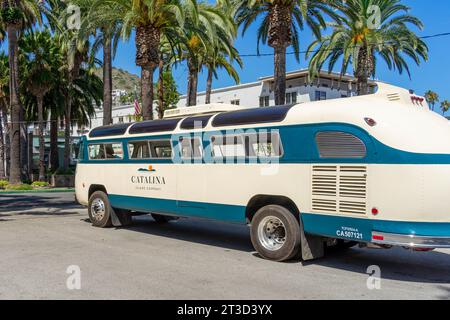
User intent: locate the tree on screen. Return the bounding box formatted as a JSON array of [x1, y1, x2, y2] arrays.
[[204, 47, 242, 104], [155, 67, 179, 119], [20, 29, 60, 181], [81, 0, 123, 125], [440, 100, 450, 116], [0, 51, 8, 179], [47, 0, 92, 170], [424, 90, 439, 112], [235, 0, 336, 105], [181, 2, 236, 106], [0, 0, 41, 183], [307, 0, 428, 95], [93, 0, 187, 120]]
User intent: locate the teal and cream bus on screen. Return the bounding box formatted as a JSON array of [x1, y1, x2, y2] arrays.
[[75, 82, 450, 262]]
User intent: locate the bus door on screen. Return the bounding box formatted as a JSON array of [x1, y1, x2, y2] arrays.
[[174, 135, 207, 215]]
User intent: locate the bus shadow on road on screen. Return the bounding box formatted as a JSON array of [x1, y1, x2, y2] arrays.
[[126, 215, 254, 252], [307, 246, 450, 284]]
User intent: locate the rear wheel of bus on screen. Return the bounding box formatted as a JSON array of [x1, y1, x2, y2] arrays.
[[250, 205, 301, 262]]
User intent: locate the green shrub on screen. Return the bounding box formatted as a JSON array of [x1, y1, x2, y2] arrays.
[[31, 181, 50, 188], [0, 180, 8, 189], [5, 184, 33, 191]]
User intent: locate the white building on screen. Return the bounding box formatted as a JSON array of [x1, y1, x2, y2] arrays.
[[178, 69, 369, 107], [75, 69, 374, 135]]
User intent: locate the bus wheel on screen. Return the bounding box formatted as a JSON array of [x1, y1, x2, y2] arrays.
[[88, 191, 113, 228], [151, 213, 178, 223], [250, 205, 301, 262]]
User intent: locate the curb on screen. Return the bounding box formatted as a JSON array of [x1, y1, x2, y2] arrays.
[[0, 188, 75, 194]]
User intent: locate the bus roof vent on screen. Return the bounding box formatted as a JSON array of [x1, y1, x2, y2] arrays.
[[163, 103, 244, 119], [386, 93, 401, 101]]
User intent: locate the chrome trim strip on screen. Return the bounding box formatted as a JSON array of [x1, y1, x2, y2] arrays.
[[372, 232, 450, 248]]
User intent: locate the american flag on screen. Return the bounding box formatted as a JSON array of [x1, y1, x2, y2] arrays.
[[134, 90, 141, 116]]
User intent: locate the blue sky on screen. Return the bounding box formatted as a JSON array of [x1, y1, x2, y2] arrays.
[[1, 1, 449, 110], [111, 0, 450, 108]]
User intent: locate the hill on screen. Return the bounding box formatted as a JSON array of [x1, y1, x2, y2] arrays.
[[94, 67, 141, 93]]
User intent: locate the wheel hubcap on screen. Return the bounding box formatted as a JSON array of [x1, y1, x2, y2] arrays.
[[257, 216, 286, 251], [90, 198, 106, 221]]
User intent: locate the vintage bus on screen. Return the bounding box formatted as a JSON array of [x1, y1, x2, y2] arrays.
[[75, 82, 450, 262]]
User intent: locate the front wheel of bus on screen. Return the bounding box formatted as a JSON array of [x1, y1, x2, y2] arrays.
[[250, 205, 301, 262], [88, 191, 112, 228]]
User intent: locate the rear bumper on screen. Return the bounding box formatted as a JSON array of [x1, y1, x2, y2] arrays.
[[372, 232, 450, 248]]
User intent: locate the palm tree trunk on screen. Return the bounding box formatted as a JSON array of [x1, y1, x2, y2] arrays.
[[20, 109, 28, 180], [274, 46, 286, 105], [157, 59, 164, 119], [187, 58, 198, 106], [355, 46, 373, 96], [141, 65, 154, 120], [205, 67, 213, 104], [37, 95, 45, 181], [0, 104, 5, 180], [1, 104, 10, 178], [102, 34, 113, 125], [7, 24, 21, 184], [49, 111, 59, 171], [63, 92, 72, 170]]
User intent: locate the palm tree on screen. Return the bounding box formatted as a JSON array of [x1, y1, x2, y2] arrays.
[[307, 0, 428, 95], [181, 2, 237, 106], [0, 0, 41, 183], [79, 0, 123, 125], [20, 29, 60, 181], [47, 0, 92, 170], [424, 90, 439, 112], [0, 52, 8, 179], [440, 100, 450, 116], [204, 47, 242, 104], [93, 0, 187, 120], [235, 0, 337, 105]]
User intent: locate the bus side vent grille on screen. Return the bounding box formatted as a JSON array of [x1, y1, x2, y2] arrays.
[[311, 165, 367, 215], [315, 132, 366, 159]]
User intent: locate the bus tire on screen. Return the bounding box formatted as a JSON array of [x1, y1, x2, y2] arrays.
[[151, 213, 178, 223], [250, 205, 301, 262], [88, 191, 113, 228]]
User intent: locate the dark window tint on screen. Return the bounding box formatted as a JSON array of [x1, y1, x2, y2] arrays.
[[212, 105, 293, 127], [129, 118, 182, 134], [89, 123, 130, 138], [180, 115, 213, 130]]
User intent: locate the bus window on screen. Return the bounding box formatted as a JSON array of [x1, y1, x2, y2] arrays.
[[211, 135, 245, 158], [88, 144, 103, 160], [246, 132, 283, 158], [129, 141, 151, 159], [178, 137, 202, 159], [88, 143, 123, 160], [150, 140, 173, 159]]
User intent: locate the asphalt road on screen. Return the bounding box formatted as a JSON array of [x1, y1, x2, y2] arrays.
[[0, 192, 449, 300]]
